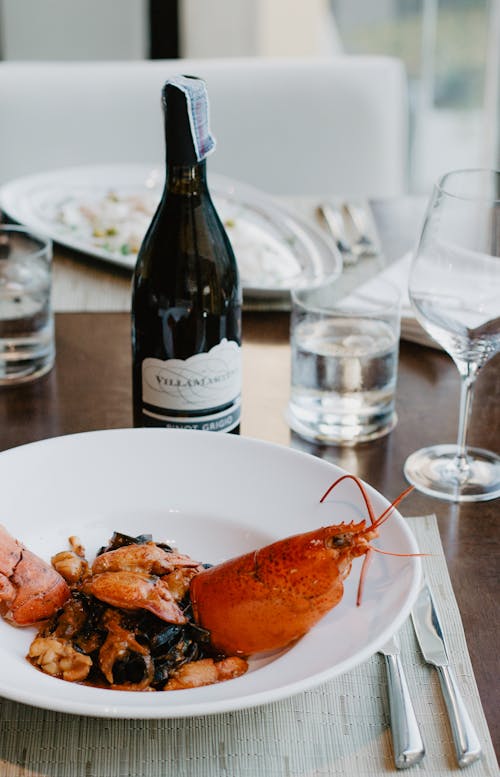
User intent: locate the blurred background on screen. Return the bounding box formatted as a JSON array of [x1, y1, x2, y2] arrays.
[[0, 0, 498, 194]]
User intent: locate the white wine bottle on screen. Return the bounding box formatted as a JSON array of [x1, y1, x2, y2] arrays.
[[132, 75, 242, 433]]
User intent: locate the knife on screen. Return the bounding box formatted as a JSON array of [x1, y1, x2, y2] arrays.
[[379, 635, 425, 769], [411, 584, 482, 768]]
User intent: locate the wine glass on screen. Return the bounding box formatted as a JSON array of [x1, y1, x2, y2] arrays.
[[404, 168, 500, 502]]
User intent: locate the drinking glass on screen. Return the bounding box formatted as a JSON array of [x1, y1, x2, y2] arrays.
[[0, 225, 54, 384], [404, 169, 500, 502], [287, 277, 401, 445]]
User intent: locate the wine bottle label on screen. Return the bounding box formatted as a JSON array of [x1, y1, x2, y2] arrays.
[[141, 339, 241, 431]]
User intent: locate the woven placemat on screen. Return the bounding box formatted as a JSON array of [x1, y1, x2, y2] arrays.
[[0, 515, 497, 777]]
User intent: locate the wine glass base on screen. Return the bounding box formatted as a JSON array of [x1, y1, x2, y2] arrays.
[[404, 444, 500, 502]]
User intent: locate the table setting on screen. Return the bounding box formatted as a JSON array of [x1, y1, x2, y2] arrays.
[[0, 148, 498, 777]]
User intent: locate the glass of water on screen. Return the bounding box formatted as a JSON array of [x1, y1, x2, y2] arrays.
[[404, 168, 500, 502], [0, 225, 54, 385], [287, 277, 401, 445]]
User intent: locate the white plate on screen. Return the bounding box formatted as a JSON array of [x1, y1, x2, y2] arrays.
[[0, 428, 420, 718], [0, 164, 341, 299]]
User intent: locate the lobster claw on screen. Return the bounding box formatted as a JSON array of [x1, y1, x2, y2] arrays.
[[0, 525, 70, 626]]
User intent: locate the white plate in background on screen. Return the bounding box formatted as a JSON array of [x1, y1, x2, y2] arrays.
[[0, 164, 341, 300]]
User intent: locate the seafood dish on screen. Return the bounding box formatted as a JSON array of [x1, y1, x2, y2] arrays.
[[1, 526, 247, 692], [0, 475, 416, 693]]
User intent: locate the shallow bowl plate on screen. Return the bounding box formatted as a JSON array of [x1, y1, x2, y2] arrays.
[[0, 428, 420, 718]]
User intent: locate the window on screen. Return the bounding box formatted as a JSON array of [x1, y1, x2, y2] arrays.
[[330, 0, 497, 192]]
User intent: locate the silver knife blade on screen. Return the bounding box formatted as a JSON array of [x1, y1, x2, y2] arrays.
[[411, 584, 449, 666], [411, 583, 482, 768]]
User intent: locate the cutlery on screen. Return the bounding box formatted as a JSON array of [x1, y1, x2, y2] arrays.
[[316, 202, 359, 265], [341, 202, 379, 259], [411, 583, 482, 768], [379, 635, 425, 769]]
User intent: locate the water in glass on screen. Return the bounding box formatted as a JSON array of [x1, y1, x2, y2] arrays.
[[289, 315, 398, 444]]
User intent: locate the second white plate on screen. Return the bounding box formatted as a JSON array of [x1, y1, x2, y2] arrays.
[[0, 164, 342, 300]]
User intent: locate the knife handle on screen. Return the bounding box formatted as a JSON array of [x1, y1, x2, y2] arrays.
[[436, 665, 482, 768], [384, 653, 425, 769]]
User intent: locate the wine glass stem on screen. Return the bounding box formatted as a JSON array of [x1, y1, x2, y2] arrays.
[[454, 373, 476, 477]]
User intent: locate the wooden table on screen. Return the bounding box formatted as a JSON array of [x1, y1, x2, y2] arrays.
[[0, 194, 498, 758], [0, 310, 498, 756]]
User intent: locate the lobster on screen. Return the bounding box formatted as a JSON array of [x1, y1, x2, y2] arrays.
[[0, 475, 414, 664], [190, 475, 414, 656], [0, 524, 70, 626]]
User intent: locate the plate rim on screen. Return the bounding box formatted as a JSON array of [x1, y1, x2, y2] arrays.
[[0, 428, 421, 718]]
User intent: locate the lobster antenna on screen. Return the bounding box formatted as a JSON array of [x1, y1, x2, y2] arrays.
[[368, 546, 427, 557], [320, 474, 377, 525], [356, 548, 373, 606], [356, 544, 426, 606], [371, 485, 415, 530], [320, 476, 417, 606]]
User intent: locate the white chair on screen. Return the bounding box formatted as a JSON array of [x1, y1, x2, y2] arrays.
[[0, 57, 408, 197]]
